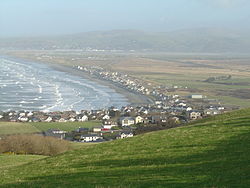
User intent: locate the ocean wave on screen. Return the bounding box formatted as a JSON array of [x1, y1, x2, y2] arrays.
[[0, 57, 128, 111]]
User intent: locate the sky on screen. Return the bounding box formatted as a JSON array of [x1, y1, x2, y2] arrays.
[[0, 0, 250, 37]]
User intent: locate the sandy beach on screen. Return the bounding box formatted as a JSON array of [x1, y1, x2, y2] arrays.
[[2, 54, 153, 106], [47, 63, 153, 106]]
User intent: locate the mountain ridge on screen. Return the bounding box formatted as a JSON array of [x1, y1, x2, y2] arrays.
[[1, 28, 250, 53]]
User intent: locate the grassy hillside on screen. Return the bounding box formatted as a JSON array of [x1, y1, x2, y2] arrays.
[[1, 109, 250, 187], [0, 121, 100, 135], [0, 155, 46, 170]]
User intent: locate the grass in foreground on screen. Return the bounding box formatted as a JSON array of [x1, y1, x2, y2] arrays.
[[0, 155, 46, 170], [1, 109, 250, 187]]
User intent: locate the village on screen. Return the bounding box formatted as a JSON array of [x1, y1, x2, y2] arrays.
[[0, 64, 232, 143], [0, 68, 228, 143]]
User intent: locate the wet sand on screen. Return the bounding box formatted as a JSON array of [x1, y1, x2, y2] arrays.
[[47, 63, 153, 105], [3, 54, 153, 106]]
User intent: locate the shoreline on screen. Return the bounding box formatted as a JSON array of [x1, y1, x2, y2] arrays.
[[47, 63, 153, 106], [2, 55, 153, 106]]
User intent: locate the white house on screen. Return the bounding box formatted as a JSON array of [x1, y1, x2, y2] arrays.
[[135, 116, 144, 124], [78, 115, 88, 122], [93, 127, 102, 132], [58, 118, 67, 122], [18, 116, 29, 122], [103, 124, 117, 129], [189, 111, 202, 120], [80, 134, 103, 142], [19, 112, 26, 117], [45, 116, 53, 122], [69, 118, 76, 122], [27, 112, 33, 117], [117, 131, 134, 139], [191, 95, 203, 99], [102, 114, 110, 120], [204, 109, 220, 115], [120, 117, 135, 126]]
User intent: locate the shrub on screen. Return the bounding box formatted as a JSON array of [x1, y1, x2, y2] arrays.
[[0, 134, 70, 156]]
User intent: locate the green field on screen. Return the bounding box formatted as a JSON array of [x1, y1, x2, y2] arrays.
[[0, 122, 39, 135], [0, 121, 101, 135], [30, 121, 101, 132], [1, 108, 250, 187]]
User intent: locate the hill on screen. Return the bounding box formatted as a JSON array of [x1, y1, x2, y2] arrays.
[[1, 108, 250, 187], [1, 28, 250, 53]]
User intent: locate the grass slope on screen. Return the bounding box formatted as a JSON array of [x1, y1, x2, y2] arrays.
[[1, 109, 250, 187], [0, 155, 46, 170]]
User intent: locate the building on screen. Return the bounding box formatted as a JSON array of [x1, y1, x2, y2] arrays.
[[120, 117, 135, 126], [191, 95, 203, 99], [93, 126, 102, 132], [189, 111, 202, 120], [135, 116, 144, 124], [80, 134, 103, 142], [116, 131, 134, 139]]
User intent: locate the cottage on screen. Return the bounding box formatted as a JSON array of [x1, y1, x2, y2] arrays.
[[191, 94, 203, 99], [93, 126, 102, 132], [45, 116, 53, 122], [18, 116, 29, 122], [77, 115, 88, 122], [103, 124, 116, 129], [102, 114, 110, 120], [116, 131, 134, 139], [204, 109, 221, 115], [80, 134, 103, 142], [120, 117, 135, 126], [58, 118, 67, 122], [69, 117, 76, 122], [135, 116, 144, 124], [189, 111, 202, 120]]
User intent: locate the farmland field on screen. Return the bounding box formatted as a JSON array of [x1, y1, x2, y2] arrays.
[[0, 121, 101, 136], [0, 122, 39, 135], [30, 121, 101, 132]]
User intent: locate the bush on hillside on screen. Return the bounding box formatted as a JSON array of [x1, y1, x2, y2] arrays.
[[0, 134, 70, 156]]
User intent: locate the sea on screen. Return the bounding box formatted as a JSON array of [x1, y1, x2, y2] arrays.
[[0, 57, 128, 112]]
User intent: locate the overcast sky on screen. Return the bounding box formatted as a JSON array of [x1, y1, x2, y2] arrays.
[[0, 0, 250, 37]]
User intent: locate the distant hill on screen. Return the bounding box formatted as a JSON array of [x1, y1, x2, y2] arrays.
[[1, 108, 250, 187], [1, 28, 250, 53]]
